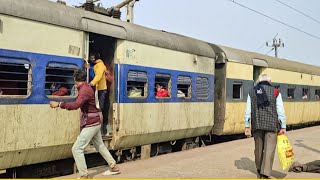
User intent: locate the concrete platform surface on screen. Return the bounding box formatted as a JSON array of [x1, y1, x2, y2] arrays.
[[58, 126, 320, 178]]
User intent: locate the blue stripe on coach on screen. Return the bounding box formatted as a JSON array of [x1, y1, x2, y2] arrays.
[[0, 48, 82, 105], [117, 64, 214, 103], [0, 49, 214, 105]]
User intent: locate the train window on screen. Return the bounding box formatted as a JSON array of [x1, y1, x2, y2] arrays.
[[287, 88, 295, 99], [127, 71, 148, 98], [45, 62, 78, 97], [0, 59, 32, 96], [196, 77, 209, 99], [155, 73, 171, 98], [315, 89, 320, 100], [273, 84, 280, 89], [302, 88, 309, 100], [177, 76, 192, 98], [233, 82, 243, 99]]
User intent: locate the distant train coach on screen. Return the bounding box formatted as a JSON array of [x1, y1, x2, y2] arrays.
[[211, 45, 320, 135]]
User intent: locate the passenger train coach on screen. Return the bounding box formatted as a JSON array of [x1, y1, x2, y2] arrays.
[[211, 45, 320, 135], [0, 0, 319, 177], [0, 0, 215, 173]]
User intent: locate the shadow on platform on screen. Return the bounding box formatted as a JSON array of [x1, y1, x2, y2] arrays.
[[234, 157, 287, 179], [295, 140, 320, 154]]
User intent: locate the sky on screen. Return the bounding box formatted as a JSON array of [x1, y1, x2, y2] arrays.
[[52, 0, 320, 66]]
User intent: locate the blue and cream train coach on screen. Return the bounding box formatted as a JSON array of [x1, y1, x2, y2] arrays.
[[0, 0, 215, 172]]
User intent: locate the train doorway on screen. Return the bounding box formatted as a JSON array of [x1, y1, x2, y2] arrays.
[[88, 33, 117, 135]]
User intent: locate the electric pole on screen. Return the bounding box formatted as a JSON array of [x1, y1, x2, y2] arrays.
[[266, 37, 284, 58]]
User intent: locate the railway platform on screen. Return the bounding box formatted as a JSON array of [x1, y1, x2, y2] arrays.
[[58, 126, 320, 178]]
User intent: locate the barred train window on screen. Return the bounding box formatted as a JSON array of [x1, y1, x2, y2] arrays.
[[45, 62, 78, 97], [155, 73, 171, 98], [233, 82, 243, 99], [177, 76, 192, 98], [287, 88, 295, 99], [315, 89, 320, 100], [0, 59, 32, 96], [196, 77, 209, 99], [302, 88, 309, 99], [127, 71, 148, 98]]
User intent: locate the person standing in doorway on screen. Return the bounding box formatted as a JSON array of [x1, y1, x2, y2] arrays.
[[49, 69, 120, 178], [88, 53, 109, 134], [244, 74, 286, 179]]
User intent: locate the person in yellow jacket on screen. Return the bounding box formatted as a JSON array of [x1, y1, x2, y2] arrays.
[[89, 53, 109, 134]]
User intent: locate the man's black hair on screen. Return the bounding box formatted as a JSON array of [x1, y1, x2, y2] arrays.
[[90, 52, 101, 60], [74, 69, 87, 82]]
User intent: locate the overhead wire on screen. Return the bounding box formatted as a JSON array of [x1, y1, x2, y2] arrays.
[[275, 0, 320, 25], [265, 48, 274, 55], [255, 43, 265, 52], [228, 0, 320, 40]]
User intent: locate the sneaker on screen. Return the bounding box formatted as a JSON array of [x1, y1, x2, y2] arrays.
[[76, 175, 90, 179], [102, 165, 120, 175]]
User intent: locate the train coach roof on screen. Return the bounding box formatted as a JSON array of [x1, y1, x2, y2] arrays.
[[0, 0, 215, 58], [211, 44, 320, 76]]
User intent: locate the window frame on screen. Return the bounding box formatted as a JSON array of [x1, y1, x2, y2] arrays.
[[196, 76, 209, 100], [155, 73, 172, 99], [302, 87, 310, 100], [232, 82, 243, 100], [45, 62, 78, 99], [126, 70, 148, 99], [287, 87, 295, 100], [177, 75, 192, 99], [0, 58, 32, 98]]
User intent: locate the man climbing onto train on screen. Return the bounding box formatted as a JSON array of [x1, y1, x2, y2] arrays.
[[88, 53, 110, 135], [49, 69, 120, 178], [244, 74, 286, 179]]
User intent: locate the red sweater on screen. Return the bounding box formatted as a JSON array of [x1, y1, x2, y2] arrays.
[[60, 83, 100, 129], [52, 87, 68, 96], [156, 89, 169, 97]]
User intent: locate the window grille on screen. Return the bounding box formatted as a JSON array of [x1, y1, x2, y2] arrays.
[[196, 77, 209, 99], [177, 76, 191, 98], [127, 71, 148, 98], [155, 73, 171, 98], [45, 62, 78, 97], [0, 59, 32, 96]]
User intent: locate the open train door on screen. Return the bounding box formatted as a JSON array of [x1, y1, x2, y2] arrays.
[[81, 15, 126, 141], [87, 33, 118, 136]]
